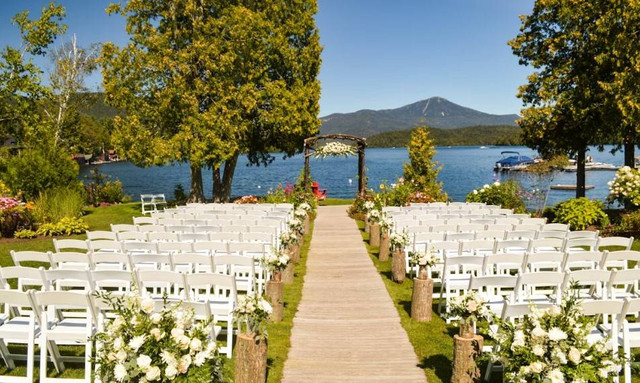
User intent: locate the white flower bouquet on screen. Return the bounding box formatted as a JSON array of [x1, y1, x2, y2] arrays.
[[389, 230, 410, 250], [234, 292, 273, 337], [446, 291, 492, 325], [294, 207, 307, 219], [93, 292, 222, 383], [298, 202, 312, 212], [378, 213, 394, 233], [491, 291, 623, 382], [408, 249, 439, 268], [279, 230, 299, 249], [607, 166, 640, 207], [263, 247, 291, 273], [289, 217, 304, 235], [367, 209, 381, 224], [313, 141, 356, 159], [363, 200, 375, 212]]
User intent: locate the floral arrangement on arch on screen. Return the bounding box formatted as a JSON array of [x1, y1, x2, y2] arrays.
[[408, 249, 439, 268], [264, 247, 291, 274], [313, 141, 356, 159], [607, 166, 640, 207], [234, 195, 259, 204], [234, 292, 273, 337], [389, 230, 410, 250], [92, 292, 223, 383], [446, 291, 492, 325], [490, 291, 623, 382]]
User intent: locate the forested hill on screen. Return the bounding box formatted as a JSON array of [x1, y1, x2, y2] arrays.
[[366, 125, 522, 148], [320, 97, 520, 137], [76, 92, 121, 120]]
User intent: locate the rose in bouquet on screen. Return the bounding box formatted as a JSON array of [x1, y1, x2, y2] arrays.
[[93, 292, 223, 382]]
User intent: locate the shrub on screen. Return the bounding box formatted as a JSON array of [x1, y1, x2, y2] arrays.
[[0, 197, 34, 237], [36, 217, 89, 236], [84, 169, 127, 206], [466, 180, 527, 213], [36, 222, 62, 236], [402, 126, 447, 201], [14, 229, 37, 239], [174, 184, 188, 203], [553, 197, 609, 230], [609, 210, 640, 236], [607, 166, 640, 207], [33, 187, 86, 223], [234, 195, 259, 204], [0, 148, 80, 200]]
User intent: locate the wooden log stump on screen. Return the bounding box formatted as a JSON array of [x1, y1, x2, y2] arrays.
[[282, 262, 294, 284], [451, 334, 483, 383], [364, 220, 370, 234], [411, 276, 433, 322], [369, 223, 380, 247], [234, 333, 267, 383], [379, 232, 390, 261], [288, 243, 300, 263], [391, 248, 406, 283], [266, 280, 284, 322], [303, 215, 310, 234]]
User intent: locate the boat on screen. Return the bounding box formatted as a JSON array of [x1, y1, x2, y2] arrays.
[[562, 158, 618, 172], [480, 146, 488, 149], [550, 184, 596, 190], [494, 151, 536, 172]]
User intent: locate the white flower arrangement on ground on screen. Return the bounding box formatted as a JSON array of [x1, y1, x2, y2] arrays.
[[313, 141, 356, 159], [446, 291, 492, 325], [607, 166, 640, 207], [490, 290, 623, 382], [264, 247, 291, 273], [279, 230, 299, 249], [378, 213, 394, 233], [294, 206, 308, 219], [367, 209, 381, 224], [389, 230, 410, 250], [407, 249, 439, 268], [234, 292, 273, 337], [298, 202, 312, 213], [93, 292, 223, 383], [289, 217, 304, 235]]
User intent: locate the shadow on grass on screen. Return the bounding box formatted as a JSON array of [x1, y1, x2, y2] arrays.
[[399, 300, 412, 316], [420, 354, 452, 382]]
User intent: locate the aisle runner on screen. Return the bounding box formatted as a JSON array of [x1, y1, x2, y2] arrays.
[[282, 206, 426, 382]]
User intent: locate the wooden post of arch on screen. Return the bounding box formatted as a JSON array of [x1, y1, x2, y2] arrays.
[[303, 134, 367, 196]]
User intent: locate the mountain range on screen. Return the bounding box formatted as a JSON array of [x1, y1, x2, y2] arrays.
[[319, 97, 520, 137]]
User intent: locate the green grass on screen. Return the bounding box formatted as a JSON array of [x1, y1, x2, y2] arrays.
[[319, 198, 354, 206]]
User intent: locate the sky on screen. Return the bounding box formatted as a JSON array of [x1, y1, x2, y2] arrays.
[[0, 0, 535, 117]]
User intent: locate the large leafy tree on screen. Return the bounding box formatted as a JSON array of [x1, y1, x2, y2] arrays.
[[101, 0, 321, 202], [510, 0, 624, 197]]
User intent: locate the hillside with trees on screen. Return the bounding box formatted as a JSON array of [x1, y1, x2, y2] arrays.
[[366, 125, 522, 147]]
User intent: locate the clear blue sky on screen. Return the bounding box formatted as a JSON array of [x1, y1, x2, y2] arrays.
[[0, 0, 534, 117]]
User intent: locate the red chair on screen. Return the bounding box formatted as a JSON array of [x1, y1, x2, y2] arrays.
[[311, 181, 327, 200]]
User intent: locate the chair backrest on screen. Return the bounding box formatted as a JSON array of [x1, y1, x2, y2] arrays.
[[128, 252, 173, 271], [147, 232, 180, 242], [468, 274, 517, 295], [482, 253, 527, 275], [53, 239, 89, 253], [90, 252, 130, 271], [178, 233, 211, 242], [505, 230, 537, 240], [598, 236, 634, 251], [457, 224, 486, 232], [512, 223, 543, 232], [183, 219, 209, 226], [515, 271, 564, 303], [192, 241, 228, 254], [562, 269, 612, 297], [445, 232, 475, 242], [90, 270, 134, 291], [241, 232, 274, 244], [50, 252, 91, 270], [42, 268, 93, 291], [601, 250, 639, 269], [10, 250, 53, 268], [227, 242, 266, 257], [117, 231, 148, 242], [133, 216, 157, 225], [157, 241, 193, 254], [171, 252, 215, 273], [137, 224, 166, 233], [561, 251, 606, 271], [494, 239, 531, 254], [567, 230, 599, 239], [460, 239, 496, 256], [564, 238, 599, 252], [32, 290, 97, 326], [474, 230, 506, 240], [500, 299, 554, 322], [0, 266, 46, 291], [530, 238, 565, 252], [124, 241, 158, 253], [541, 223, 569, 232], [0, 289, 41, 319], [524, 251, 564, 272], [110, 223, 138, 232], [86, 230, 118, 240], [136, 269, 186, 299], [88, 239, 123, 253], [183, 272, 237, 308]]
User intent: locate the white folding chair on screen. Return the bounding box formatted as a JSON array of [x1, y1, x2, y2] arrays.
[[438, 255, 484, 319], [147, 232, 180, 242], [561, 251, 607, 271], [467, 275, 517, 315], [514, 271, 564, 304], [53, 239, 89, 254], [482, 253, 527, 276], [0, 290, 40, 382], [136, 269, 186, 300], [85, 231, 117, 241], [110, 224, 138, 233], [525, 251, 565, 272], [620, 298, 640, 383], [90, 252, 129, 271], [0, 267, 46, 292], [49, 252, 91, 270], [132, 216, 157, 225], [213, 255, 256, 294], [116, 231, 148, 242], [562, 269, 612, 300], [88, 239, 123, 253], [598, 236, 634, 252], [602, 250, 640, 270]]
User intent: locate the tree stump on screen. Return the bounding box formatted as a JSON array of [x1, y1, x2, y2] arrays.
[[369, 223, 380, 247], [379, 232, 390, 261], [288, 243, 300, 263], [411, 277, 433, 322], [391, 248, 406, 283], [282, 262, 294, 284], [234, 333, 267, 383], [365, 220, 370, 234], [451, 334, 483, 383], [266, 280, 284, 322], [303, 215, 310, 234]]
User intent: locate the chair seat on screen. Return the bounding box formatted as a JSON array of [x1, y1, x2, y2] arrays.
[[46, 319, 93, 341]]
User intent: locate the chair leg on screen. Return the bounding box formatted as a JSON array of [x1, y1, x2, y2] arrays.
[[483, 360, 493, 382], [0, 339, 15, 369]]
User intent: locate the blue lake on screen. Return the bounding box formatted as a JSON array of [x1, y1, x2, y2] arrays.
[[79, 146, 625, 205]]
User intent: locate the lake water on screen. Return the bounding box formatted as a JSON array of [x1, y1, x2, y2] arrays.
[[79, 146, 625, 206]]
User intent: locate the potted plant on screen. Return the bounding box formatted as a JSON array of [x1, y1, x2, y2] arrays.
[[263, 247, 290, 322], [408, 249, 439, 321], [234, 292, 273, 383], [389, 230, 410, 283]]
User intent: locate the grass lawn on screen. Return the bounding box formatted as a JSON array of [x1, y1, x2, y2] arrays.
[[319, 198, 354, 206], [0, 202, 312, 382]]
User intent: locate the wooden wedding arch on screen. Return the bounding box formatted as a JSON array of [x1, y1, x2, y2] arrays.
[[303, 134, 367, 196]]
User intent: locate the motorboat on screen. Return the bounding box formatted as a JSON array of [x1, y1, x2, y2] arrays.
[[494, 151, 535, 172], [563, 158, 618, 172]]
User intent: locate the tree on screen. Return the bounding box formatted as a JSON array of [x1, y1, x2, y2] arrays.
[[101, 0, 321, 202], [510, 1, 622, 198], [402, 126, 447, 201]]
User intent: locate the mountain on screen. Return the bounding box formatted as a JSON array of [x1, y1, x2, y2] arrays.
[[366, 125, 522, 148], [320, 97, 520, 137]]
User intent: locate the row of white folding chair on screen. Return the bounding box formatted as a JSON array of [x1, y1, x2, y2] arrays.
[[412, 228, 599, 246], [10, 251, 263, 292], [88, 230, 278, 244], [56, 237, 272, 253], [112, 218, 285, 232], [150, 207, 292, 219]]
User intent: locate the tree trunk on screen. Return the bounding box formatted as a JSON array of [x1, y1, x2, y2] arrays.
[[379, 232, 390, 261], [575, 149, 586, 198], [234, 333, 267, 383], [369, 223, 380, 247], [411, 277, 433, 322], [187, 164, 204, 203], [282, 262, 294, 284], [451, 335, 483, 383], [391, 248, 406, 283], [213, 153, 239, 202], [624, 135, 635, 168]]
